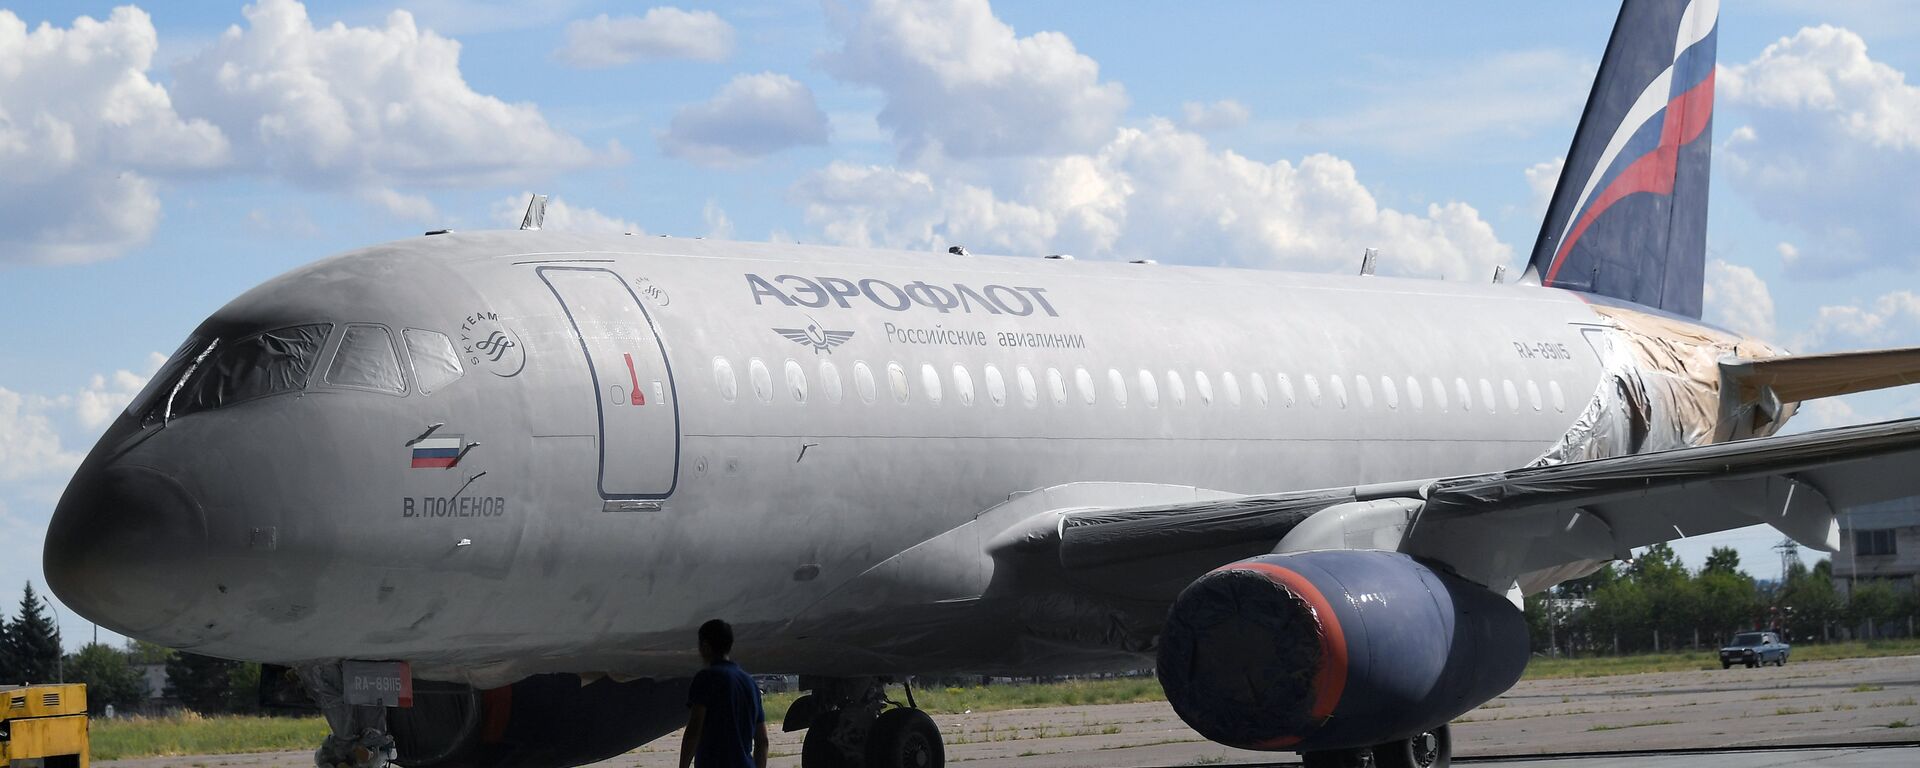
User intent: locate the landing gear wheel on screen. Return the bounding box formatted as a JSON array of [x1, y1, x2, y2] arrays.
[[867, 708, 944, 768], [1374, 725, 1450, 768], [802, 710, 853, 768]]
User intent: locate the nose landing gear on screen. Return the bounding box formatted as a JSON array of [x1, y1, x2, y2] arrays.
[[296, 663, 398, 768], [791, 676, 945, 768], [1302, 724, 1452, 768]]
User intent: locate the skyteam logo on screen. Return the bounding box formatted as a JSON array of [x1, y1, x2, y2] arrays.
[[774, 321, 855, 354]]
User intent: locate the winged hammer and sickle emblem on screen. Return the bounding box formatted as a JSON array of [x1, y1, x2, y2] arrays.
[[774, 322, 856, 354]]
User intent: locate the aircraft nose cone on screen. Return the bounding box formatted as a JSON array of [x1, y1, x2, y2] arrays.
[[45, 464, 210, 637]]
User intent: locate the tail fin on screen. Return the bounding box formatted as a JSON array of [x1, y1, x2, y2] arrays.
[[1526, 0, 1718, 319]]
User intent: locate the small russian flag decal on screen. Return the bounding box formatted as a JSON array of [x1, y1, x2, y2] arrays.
[[411, 436, 464, 469]]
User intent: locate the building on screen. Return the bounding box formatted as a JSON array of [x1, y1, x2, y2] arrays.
[[1834, 497, 1920, 596]]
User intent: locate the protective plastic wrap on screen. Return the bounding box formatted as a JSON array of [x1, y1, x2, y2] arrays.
[[173, 324, 331, 417], [404, 328, 465, 395], [327, 324, 405, 392]]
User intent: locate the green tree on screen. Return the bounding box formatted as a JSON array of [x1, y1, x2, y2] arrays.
[[68, 643, 146, 714], [1847, 581, 1902, 638], [1779, 558, 1841, 643], [166, 652, 239, 713], [0, 598, 15, 684], [1702, 546, 1742, 575], [1695, 568, 1761, 645], [5, 582, 62, 684]]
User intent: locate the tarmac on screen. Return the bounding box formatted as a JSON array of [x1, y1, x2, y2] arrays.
[[98, 655, 1920, 767]]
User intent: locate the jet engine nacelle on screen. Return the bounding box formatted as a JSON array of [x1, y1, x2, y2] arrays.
[[1157, 550, 1526, 752], [388, 674, 689, 768]]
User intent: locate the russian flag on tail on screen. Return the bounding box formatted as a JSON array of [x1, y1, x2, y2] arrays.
[[411, 436, 464, 469]]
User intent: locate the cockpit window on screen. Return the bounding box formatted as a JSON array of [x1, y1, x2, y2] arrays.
[[128, 335, 208, 424], [403, 329, 463, 395], [326, 324, 406, 393], [168, 324, 333, 420]]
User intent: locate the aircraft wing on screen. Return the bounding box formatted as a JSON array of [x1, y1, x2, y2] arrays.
[[1026, 416, 1920, 598]]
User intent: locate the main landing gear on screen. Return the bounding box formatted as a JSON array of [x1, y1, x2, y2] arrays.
[[296, 663, 398, 768], [1302, 724, 1452, 768], [786, 676, 944, 768]]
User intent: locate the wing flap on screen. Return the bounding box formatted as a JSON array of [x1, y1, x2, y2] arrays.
[[1725, 346, 1920, 403]]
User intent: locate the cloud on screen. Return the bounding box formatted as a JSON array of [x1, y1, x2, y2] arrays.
[[1524, 157, 1564, 220], [795, 120, 1511, 278], [1702, 258, 1777, 339], [1181, 100, 1251, 133], [0, 388, 80, 483], [1288, 50, 1591, 153], [1802, 290, 1920, 349], [0, 7, 229, 265], [170, 0, 607, 195], [1720, 26, 1920, 275], [556, 8, 734, 67], [703, 200, 734, 239], [820, 0, 1127, 159], [493, 193, 643, 234], [70, 354, 165, 431], [658, 73, 829, 166]]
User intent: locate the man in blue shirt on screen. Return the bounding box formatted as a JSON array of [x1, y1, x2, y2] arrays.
[[680, 619, 769, 768]]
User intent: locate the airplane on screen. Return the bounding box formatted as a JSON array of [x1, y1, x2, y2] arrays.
[[42, 1, 1920, 767]]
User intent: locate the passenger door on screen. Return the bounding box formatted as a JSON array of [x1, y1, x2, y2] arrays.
[[539, 267, 680, 499]]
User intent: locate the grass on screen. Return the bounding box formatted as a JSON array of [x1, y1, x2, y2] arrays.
[[90, 712, 330, 761], [762, 676, 1165, 723], [1586, 719, 1679, 732], [1521, 638, 1920, 680]]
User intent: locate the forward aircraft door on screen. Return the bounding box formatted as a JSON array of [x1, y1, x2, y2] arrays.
[[540, 267, 680, 499]]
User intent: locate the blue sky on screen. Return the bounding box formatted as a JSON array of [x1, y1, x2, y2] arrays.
[[5, 0, 1920, 647]]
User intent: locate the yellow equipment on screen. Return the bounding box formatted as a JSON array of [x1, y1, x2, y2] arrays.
[[0, 684, 88, 768]]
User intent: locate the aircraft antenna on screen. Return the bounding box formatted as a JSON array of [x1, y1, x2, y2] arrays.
[[1359, 248, 1379, 276], [1492, 265, 1507, 284], [520, 194, 548, 231]]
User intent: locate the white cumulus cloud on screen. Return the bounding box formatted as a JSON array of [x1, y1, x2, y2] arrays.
[[493, 193, 643, 234], [0, 7, 229, 265], [1720, 26, 1920, 275], [557, 8, 734, 67], [1524, 157, 1565, 220], [1798, 290, 1920, 351], [1702, 258, 1777, 340], [659, 73, 830, 166], [1181, 100, 1251, 133], [820, 0, 1127, 160], [796, 120, 1511, 278], [171, 0, 607, 197], [0, 388, 79, 483]]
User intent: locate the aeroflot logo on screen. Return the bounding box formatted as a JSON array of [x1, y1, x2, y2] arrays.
[[746, 274, 1061, 317]]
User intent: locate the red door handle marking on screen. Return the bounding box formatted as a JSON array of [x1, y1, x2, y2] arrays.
[[624, 353, 645, 405]]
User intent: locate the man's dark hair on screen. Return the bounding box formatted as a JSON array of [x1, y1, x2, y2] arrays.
[[699, 619, 735, 656]]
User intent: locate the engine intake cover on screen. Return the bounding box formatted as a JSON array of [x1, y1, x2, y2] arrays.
[[1156, 550, 1526, 752]]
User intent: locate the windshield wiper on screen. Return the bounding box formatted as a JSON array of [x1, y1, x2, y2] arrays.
[[163, 339, 220, 426]]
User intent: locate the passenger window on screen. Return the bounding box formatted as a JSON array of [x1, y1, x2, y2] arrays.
[[750, 358, 773, 403], [1139, 370, 1160, 408], [1017, 366, 1039, 408], [1429, 377, 1446, 412], [1222, 372, 1242, 407], [1355, 375, 1374, 409], [1480, 379, 1497, 413], [819, 359, 843, 403], [1165, 370, 1187, 406], [1279, 373, 1298, 407], [1250, 372, 1269, 407], [953, 365, 975, 406], [1456, 378, 1473, 412], [1108, 368, 1128, 408], [1526, 380, 1543, 412], [854, 361, 877, 403], [1075, 367, 1097, 405], [1330, 375, 1348, 409], [1194, 371, 1214, 406], [1047, 368, 1068, 405], [713, 357, 738, 402], [922, 364, 944, 405], [888, 362, 910, 403], [985, 365, 1007, 406], [1503, 379, 1521, 412], [403, 329, 463, 395], [327, 324, 406, 394], [1550, 380, 1567, 412], [1303, 374, 1320, 406], [1404, 377, 1421, 411], [1381, 376, 1398, 410], [785, 359, 808, 403]]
